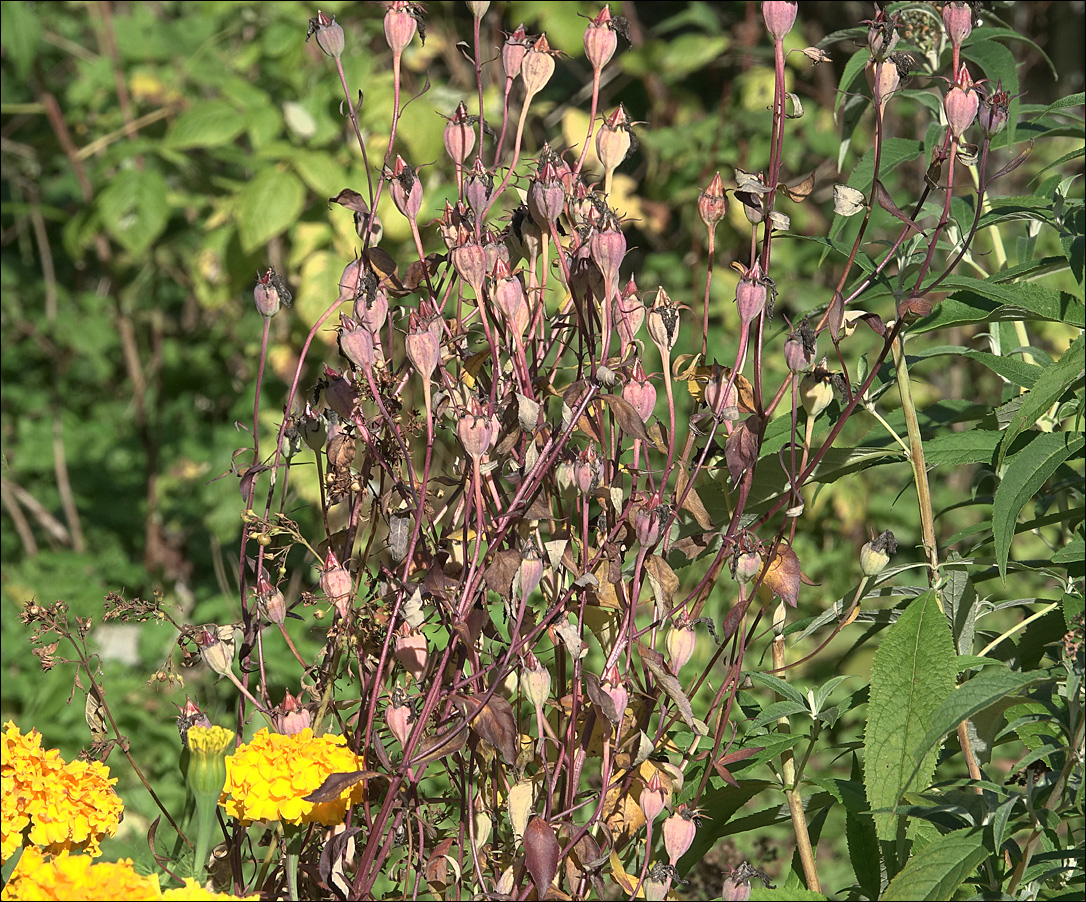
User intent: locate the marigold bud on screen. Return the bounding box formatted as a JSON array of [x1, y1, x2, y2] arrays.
[[185, 725, 234, 800]]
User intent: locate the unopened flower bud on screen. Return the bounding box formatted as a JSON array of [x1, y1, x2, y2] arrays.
[[800, 364, 834, 417], [762, 1, 798, 41], [185, 725, 234, 801], [589, 221, 626, 299], [452, 238, 487, 293], [945, 64, 979, 139], [276, 690, 311, 736], [735, 551, 763, 585], [860, 529, 897, 577], [196, 626, 235, 677], [698, 172, 728, 229], [307, 11, 344, 60], [387, 688, 413, 748], [584, 5, 619, 70], [384, 1, 420, 55]]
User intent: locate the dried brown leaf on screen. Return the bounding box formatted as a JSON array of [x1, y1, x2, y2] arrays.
[[524, 817, 560, 896], [303, 769, 380, 804], [637, 642, 706, 734]]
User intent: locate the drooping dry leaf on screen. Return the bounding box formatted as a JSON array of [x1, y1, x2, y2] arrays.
[[507, 777, 536, 842], [484, 549, 521, 598], [833, 184, 867, 216], [784, 172, 815, 202], [303, 769, 380, 804], [637, 642, 706, 734], [409, 720, 467, 770], [516, 393, 541, 432], [873, 179, 926, 236], [675, 465, 713, 529], [644, 554, 678, 612], [424, 837, 456, 889], [725, 415, 760, 482], [404, 253, 445, 291], [584, 671, 620, 726], [757, 545, 803, 607], [454, 692, 519, 764], [598, 394, 651, 443]]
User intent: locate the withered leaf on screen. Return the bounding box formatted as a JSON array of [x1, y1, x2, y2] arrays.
[[784, 172, 815, 202], [454, 692, 518, 764], [873, 179, 926, 236], [408, 719, 468, 769], [598, 394, 651, 444], [644, 554, 678, 612], [403, 253, 445, 292], [675, 465, 713, 530], [424, 837, 455, 887], [328, 188, 370, 213], [303, 769, 380, 804], [524, 817, 560, 896], [725, 415, 760, 482], [833, 184, 867, 217], [825, 289, 845, 341], [758, 545, 803, 607], [584, 671, 621, 726], [484, 549, 521, 598], [637, 642, 706, 734], [671, 531, 718, 560]]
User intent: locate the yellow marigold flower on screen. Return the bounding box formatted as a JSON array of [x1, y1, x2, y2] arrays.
[[161, 877, 260, 900], [1, 847, 161, 901], [1, 722, 123, 864], [220, 728, 365, 826]]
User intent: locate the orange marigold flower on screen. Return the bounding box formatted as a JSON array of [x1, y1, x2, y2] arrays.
[[1, 847, 160, 901], [2, 722, 123, 864], [220, 728, 366, 826]]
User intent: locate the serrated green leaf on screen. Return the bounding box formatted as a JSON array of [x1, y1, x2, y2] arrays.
[[994, 432, 1086, 578], [864, 592, 956, 843], [750, 700, 810, 730], [996, 331, 1086, 470], [97, 167, 170, 255], [912, 289, 1086, 332], [848, 138, 925, 195], [750, 887, 827, 901], [911, 345, 1043, 388], [236, 167, 306, 252], [165, 100, 245, 150], [677, 780, 773, 876], [1053, 530, 1085, 565], [745, 671, 808, 708], [881, 828, 987, 900], [910, 668, 1052, 784], [0, 1, 41, 80], [922, 430, 1000, 467]]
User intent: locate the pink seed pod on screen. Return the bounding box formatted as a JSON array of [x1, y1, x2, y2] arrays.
[[405, 310, 442, 381], [573, 445, 602, 496], [388, 155, 423, 220], [589, 221, 626, 299], [584, 5, 619, 71], [860, 529, 897, 578], [253, 268, 289, 318], [623, 359, 657, 423], [783, 319, 817, 374], [276, 690, 311, 736], [457, 402, 495, 460], [464, 158, 494, 214], [502, 23, 533, 81], [521, 651, 551, 709], [762, 1, 798, 41], [451, 239, 488, 293], [384, 1, 419, 56], [595, 105, 633, 176], [865, 7, 899, 62], [519, 542, 545, 598], [601, 665, 629, 729], [646, 287, 680, 353], [666, 615, 697, 673], [255, 576, 287, 626], [357, 288, 389, 334], [942, 1, 973, 47], [320, 549, 353, 619], [521, 33, 557, 98], [492, 259, 530, 339], [307, 10, 344, 60], [338, 314, 378, 373], [633, 491, 667, 548], [394, 624, 429, 683], [663, 805, 698, 864], [466, 2, 489, 19], [945, 63, 979, 139], [735, 262, 768, 326], [735, 551, 763, 585], [704, 363, 738, 418], [386, 689, 413, 748], [698, 171, 728, 229], [443, 101, 476, 167], [196, 627, 234, 677], [978, 81, 1010, 138], [614, 277, 644, 354], [639, 769, 667, 823], [527, 160, 566, 228]]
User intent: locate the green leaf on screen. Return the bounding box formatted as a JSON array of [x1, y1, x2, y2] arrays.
[[881, 828, 987, 901], [165, 100, 246, 150], [236, 167, 306, 253], [922, 430, 1000, 467], [834, 47, 870, 116], [847, 138, 925, 195], [912, 288, 1086, 333], [911, 345, 1043, 389], [843, 756, 881, 899], [677, 780, 773, 876], [864, 592, 957, 843], [0, 1, 41, 80], [97, 167, 170, 255], [1052, 530, 1084, 565], [910, 668, 1052, 781], [745, 671, 808, 708], [750, 887, 827, 901], [996, 331, 1086, 470], [994, 432, 1086, 578], [961, 40, 1020, 145]]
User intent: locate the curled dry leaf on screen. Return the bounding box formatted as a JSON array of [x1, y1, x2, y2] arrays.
[[303, 769, 380, 804], [644, 554, 678, 613], [637, 642, 706, 734], [725, 415, 761, 482], [833, 184, 867, 216], [756, 545, 804, 607], [453, 692, 519, 764]]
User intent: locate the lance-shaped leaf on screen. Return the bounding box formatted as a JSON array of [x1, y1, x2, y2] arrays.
[[408, 718, 468, 770], [303, 769, 380, 804], [524, 816, 560, 895], [873, 179, 926, 236], [756, 545, 803, 607], [598, 393, 653, 444], [725, 416, 760, 482], [638, 643, 707, 734]]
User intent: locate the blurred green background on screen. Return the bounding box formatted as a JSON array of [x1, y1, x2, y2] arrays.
[[2, 0, 1082, 880]]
